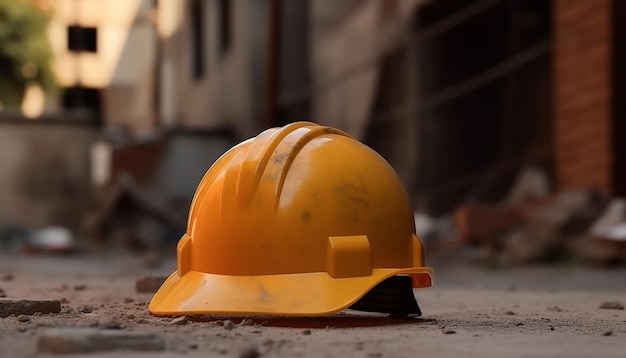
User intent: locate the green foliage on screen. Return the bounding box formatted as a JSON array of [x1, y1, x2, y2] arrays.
[[0, 0, 57, 106]]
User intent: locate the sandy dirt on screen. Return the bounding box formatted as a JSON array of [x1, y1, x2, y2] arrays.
[[0, 254, 625, 358]]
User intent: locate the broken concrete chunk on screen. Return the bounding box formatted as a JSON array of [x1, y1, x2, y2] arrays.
[[600, 301, 625, 310], [17, 315, 30, 322], [0, 298, 61, 318], [135, 276, 167, 293], [37, 328, 165, 354]]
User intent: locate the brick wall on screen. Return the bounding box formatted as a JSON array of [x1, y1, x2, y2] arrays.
[[552, 0, 614, 194]]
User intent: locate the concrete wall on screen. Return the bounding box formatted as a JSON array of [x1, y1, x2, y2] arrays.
[[0, 121, 96, 230], [171, 0, 261, 138]]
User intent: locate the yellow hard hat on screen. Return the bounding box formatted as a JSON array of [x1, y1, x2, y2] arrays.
[[150, 122, 433, 316]]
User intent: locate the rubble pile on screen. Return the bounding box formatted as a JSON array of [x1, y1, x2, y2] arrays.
[[419, 167, 626, 266]]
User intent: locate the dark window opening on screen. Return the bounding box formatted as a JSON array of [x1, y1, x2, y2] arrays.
[[61, 86, 102, 122], [218, 0, 232, 54], [190, 0, 205, 80], [413, 0, 552, 214], [67, 25, 97, 52]]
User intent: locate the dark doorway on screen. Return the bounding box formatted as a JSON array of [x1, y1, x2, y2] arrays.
[[413, 0, 552, 215]]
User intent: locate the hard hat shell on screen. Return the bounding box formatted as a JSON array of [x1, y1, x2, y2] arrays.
[[150, 122, 432, 316]]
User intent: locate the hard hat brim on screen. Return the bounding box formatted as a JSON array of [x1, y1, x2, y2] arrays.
[[149, 267, 433, 317]]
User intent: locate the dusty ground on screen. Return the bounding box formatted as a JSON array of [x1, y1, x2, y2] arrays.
[[0, 253, 625, 358]]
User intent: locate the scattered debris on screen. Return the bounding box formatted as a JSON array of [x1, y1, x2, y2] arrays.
[[85, 173, 186, 252], [73, 285, 87, 291], [135, 276, 167, 294], [171, 316, 188, 325], [238, 344, 260, 358], [37, 328, 165, 354], [223, 320, 235, 330], [302, 329, 312, 335], [442, 328, 456, 334], [239, 318, 254, 326], [599, 301, 625, 310], [0, 298, 61, 318], [17, 315, 30, 322], [25, 227, 75, 254], [602, 330, 613, 336], [79, 305, 93, 313]]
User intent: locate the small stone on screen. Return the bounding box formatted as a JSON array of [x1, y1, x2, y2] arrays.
[[189, 344, 198, 350], [37, 328, 165, 353], [126, 314, 136, 320], [2, 274, 13, 282], [79, 305, 93, 313], [0, 289, 6, 298], [223, 320, 235, 330], [135, 276, 167, 294], [549, 326, 555, 331], [504, 311, 516, 315], [16, 326, 28, 333], [73, 285, 87, 291], [0, 298, 61, 318], [239, 318, 254, 326], [59, 298, 69, 304], [171, 316, 188, 325], [302, 329, 311, 335], [600, 301, 625, 310], [602, 330, 613, 336], [515, 322, 524, 326], [238, 344, 260, 358], [442, 329, 456, 334], [123, 297, 134, 303], [135, 318, 148, 324], [17, 315, 31, 322], [262, 338, 273, 346], [547, 306, 563, 312]]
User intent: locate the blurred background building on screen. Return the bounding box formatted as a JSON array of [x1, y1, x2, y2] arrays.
[[1, 0, 625, 262]]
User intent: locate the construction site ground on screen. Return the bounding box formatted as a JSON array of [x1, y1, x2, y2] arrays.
[[1, 254, 625, 358]]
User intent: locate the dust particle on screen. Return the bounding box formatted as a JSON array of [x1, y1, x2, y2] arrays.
[[238, 345, 260, 358], [80, 305, 93, 313]]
